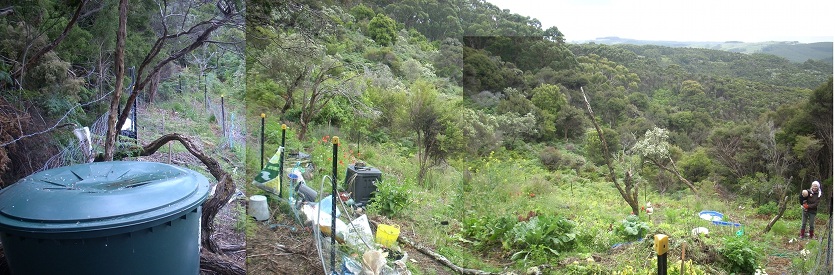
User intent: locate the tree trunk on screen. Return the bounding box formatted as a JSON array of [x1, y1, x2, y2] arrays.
[[763, 176, 792, 234], [104, 0, 129, 161], [581, 87, 639, 215], [667, 156, 698, 195], [139, 133, 234, 254], [763, 195, 789, 234], [148, 71, 161, 104]]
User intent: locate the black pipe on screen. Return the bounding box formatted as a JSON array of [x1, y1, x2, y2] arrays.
[[331, 136, 339, 273], [221, 95, 226, 134], [279, 124, 286, 197], [658, 253, 667, 275], [132, 88, 137, 145], [260, 114, 265, 169]]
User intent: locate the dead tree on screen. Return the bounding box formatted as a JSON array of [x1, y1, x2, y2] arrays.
[[581, 87, 640, 215]]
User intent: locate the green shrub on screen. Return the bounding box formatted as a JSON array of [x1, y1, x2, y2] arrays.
[[462, 214, 577, 264], [539, 146, 585, 171], [367, 179, 411, 218], [718, 236, 762, 274], [782, 207, 802, 220], [755, 201, 778, 216], [615, 214, 650, 241], [562, 262, 607, 275], [462, 215, 516, 249], [539, 146, 561, 171], [509, 215, 577, 253]]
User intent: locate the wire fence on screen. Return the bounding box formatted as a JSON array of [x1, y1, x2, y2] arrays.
[[37, 91, 246, 172], [208, 96, 246, 152], [811, 200, 832, 275]]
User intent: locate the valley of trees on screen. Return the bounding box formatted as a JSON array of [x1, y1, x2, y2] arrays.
[[1, 0, 832, 273]]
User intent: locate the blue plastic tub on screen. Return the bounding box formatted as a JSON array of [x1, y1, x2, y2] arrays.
[[698, 210, 723, 221], [712, 220, 742, 227]]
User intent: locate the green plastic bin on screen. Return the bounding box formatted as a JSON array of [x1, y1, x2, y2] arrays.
[[0, 161, 210, 275]]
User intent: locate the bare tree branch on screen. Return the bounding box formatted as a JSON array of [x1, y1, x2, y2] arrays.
[[1, 90, 113, 147], [14, 0, 88, 78], [78, 1, 105, 19], [112, 2, 241, 139]]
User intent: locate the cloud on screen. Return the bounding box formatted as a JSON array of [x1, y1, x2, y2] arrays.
[[487, 0, 834, 42]]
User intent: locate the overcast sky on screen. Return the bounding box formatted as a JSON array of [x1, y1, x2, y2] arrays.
[[486, 0, 834, 43]]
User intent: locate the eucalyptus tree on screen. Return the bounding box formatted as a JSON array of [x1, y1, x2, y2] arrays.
[[104, 0, 244, 160]]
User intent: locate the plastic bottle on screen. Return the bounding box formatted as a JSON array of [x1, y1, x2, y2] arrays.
[[319, 195, 341, 218]]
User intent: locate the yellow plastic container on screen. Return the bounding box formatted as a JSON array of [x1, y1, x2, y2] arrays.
[[375, 224, 400, 247]]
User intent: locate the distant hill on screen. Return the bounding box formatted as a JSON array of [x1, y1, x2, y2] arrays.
[[575, 37, 833, 63]]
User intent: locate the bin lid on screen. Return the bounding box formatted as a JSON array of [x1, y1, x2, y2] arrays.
[[0, 161, 210, 233]]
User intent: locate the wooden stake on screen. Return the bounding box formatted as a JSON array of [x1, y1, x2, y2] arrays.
[[681, 242, 686, 274]]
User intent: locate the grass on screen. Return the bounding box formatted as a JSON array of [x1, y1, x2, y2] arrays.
[[244, 120, 825, 274]]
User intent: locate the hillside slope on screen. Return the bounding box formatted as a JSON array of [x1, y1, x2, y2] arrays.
[[580, 37, 833, 63]]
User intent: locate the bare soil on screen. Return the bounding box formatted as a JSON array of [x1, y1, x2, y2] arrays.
[[246, 212, 324, 275], [246, 205, 457, 275]]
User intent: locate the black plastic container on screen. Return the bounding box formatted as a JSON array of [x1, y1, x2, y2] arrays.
[[345, 164, 382, 206]]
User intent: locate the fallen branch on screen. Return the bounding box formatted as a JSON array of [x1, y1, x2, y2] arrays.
[[200, 250, 246, 275], [397, 235, 495, 275], [220, 244, 245, 253]]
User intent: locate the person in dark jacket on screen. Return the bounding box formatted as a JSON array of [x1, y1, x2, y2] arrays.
[[800, 181, 822, 239]]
